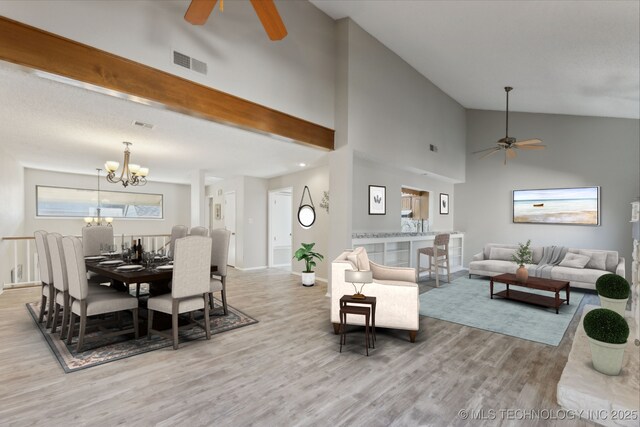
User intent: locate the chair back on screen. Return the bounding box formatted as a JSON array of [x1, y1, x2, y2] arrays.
[[34, 230, 53, 285], [171, 236, 212, 299], [81, 225, 114, 256], [168, 225, 188, 258], [434, 233, 450, 247], [189, 226, 209, 237], [210, 228, 231, 277], [62, 236, 89, 301], [46, 233, 68, 292]]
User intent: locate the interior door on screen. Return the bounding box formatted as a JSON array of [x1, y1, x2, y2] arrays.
[[224, 191, 236, 267], [269, 190, 292, 269]]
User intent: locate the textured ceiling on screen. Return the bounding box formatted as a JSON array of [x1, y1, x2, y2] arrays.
[[311, 0, 640, 119]]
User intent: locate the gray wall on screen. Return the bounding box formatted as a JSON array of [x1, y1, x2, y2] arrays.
[[0, 147, 25, 288], [455, 110, 640, 277]]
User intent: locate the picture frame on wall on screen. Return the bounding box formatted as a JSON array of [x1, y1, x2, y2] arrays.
[[439, 193, 449, 215], [512, 186, 600, 225], [369, 185, 386, 215], [215, 203, 222, 220]]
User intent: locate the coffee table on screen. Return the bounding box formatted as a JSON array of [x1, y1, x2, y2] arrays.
[[490, 273, 570, 314]]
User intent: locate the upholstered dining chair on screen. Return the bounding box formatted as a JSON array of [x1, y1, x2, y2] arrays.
[[167, 225, 188, 259], [417, 233, 451, 287], [34, 230, 54, 328], [147, 235, 212, 350], [209, 228, 231, 315], [63, 236, 139, 352], [189, 226, 209, 237], [81, 225, 114, 256]]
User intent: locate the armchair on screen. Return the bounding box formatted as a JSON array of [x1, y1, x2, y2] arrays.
[[331, 248, 420, 342]]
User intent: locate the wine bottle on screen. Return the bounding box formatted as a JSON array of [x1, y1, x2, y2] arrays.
[[137, 238, 143, 261], [131, 239, 137, 261]]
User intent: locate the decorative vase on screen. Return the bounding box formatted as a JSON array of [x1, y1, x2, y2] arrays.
[[599, 295, 629, 318], [301, 271, 315, 287], [587, 337, 627, 376], [515, 265, 528, 282]]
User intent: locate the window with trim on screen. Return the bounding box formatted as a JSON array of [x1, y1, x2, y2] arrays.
[[36, 186, 163, 219]]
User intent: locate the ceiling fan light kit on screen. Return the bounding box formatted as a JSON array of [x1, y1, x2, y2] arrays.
[[474, 86, 545, 165], [185, 0, 288, 41]]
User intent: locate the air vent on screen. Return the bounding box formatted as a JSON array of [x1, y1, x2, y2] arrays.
[[132, 120, 154, 130], [429, 144, 438, 153], [173, 50, 208, 75]]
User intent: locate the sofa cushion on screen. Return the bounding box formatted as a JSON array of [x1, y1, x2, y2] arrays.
[[470, 260, 519, 274], [483, 243, 518, 260], [550, 266, 609, 284], [489, 247, 516, 261], [578, 250, 607, 271], [347, 247, 371, 271], [558, 253, 591, 269]]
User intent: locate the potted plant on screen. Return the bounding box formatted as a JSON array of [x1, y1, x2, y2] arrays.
[[595, 274, 630, 317], [293, 242, 324, 287], [583, 308, 629, 376], [512, 239, 532, 282]]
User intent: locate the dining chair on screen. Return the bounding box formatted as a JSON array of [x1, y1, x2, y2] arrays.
[[417, 233, 451, 287], [34, 230, 54, 328], [167, 225, 188, 259], [209, 228, 231, 315], [147, 235, 212, 350], [63, 236, 139, 352], [81, 225, 114, 256], [189, 226, 209, 237]]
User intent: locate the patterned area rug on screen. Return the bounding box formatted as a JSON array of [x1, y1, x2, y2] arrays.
[[419, 277, 584, 346], [26, 298, 258, 373]]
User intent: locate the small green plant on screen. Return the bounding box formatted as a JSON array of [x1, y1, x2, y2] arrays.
[[595, 274, 630, 300], [293, 243, 324, 273], [583, 308, 629, 344], [512, 239, 533, 266]]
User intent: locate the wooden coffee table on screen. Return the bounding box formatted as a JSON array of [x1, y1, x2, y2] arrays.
[[490, 273, 570, 314]]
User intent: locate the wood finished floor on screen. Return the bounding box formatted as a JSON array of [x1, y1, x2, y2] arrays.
[[0, 268, 598, 427]]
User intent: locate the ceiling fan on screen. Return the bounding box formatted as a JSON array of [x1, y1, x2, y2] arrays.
[[184, 0, 288, 41], [474, 87, 545, 165]]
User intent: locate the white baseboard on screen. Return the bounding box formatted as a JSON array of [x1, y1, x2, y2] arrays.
[[3, 282, 40, 290], [290, 271, 328, 283], [233, 266, 268, 271]]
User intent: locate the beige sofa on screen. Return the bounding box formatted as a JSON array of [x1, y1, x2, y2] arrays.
[[469, 243, 625, 291], [331, 248, 419, 342]]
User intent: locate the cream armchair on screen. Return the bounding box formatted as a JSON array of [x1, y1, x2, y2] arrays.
[[331, 248, 420, 342]]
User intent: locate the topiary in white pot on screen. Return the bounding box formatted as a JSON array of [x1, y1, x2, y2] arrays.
[[583, 308, 629, 376], [596, 274, 630, 317]]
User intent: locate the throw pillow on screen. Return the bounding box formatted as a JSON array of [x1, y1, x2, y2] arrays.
[[559, 253, 591, 269], [579, 250, 607, 271], [489, 247, 517, 261], [347, 247, 371, 270]]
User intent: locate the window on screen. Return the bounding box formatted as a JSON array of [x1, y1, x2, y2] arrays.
[[36, 186, 163, 219]]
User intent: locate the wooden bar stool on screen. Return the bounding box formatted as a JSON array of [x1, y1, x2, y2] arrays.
[[339, 304, 372, 356], [417, 233, 451, 287]]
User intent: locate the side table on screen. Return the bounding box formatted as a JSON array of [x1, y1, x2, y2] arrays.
[[339, 295, 377, 355]]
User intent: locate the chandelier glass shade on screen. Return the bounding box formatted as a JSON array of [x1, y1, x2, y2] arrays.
[[105, 141, 149, 188]]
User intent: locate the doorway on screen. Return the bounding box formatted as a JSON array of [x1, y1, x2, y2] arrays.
[[268, 187, 292, 270], [224, 191, 237, 267]]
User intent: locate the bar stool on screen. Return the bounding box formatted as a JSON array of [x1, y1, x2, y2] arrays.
[[417, 233, 451, 287], [339, 304, 372, 356]]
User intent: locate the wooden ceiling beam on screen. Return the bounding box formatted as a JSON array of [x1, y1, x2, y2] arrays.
[[0, 16, 334, 151]]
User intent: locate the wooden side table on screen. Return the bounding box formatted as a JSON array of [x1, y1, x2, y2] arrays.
[[339, 295, 377, 356]]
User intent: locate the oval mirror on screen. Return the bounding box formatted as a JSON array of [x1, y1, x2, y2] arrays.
[[298, 204, 316, 229]]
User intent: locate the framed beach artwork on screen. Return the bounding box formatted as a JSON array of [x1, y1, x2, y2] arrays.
[[439, 193, 449, 215], [513, 187, 600, 225], [368, 185, 386, 215]]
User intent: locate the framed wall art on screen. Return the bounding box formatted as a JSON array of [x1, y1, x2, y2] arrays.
[[439, 193, 449, 215], [513, 186, 600, 225], [369, 185, 386, 215]]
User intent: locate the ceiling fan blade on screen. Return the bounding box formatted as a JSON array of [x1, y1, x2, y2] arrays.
[[514, 138, 542, 146], [250, 0, 288, 41], [518, 145, 546, 150], [473, 146, 501, 154], [479, 148, 501, 159], [185, 0, 218, 25], [506, 148, 517, 158]]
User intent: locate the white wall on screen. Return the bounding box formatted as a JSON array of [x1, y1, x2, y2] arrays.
[[0, 147, 25, 287], [24, 168, 190, 238], [269, 166, 330, 280], [455, 110, 640, 277], [0, 0, 335, 128], [352, 155, 455, 233]]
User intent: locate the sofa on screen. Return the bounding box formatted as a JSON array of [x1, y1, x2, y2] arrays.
[[331, 248, 419, 342], [469, 243, 625, 291]]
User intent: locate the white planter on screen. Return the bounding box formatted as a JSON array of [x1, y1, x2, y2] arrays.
[[301, 272, 315, 287], [587, 337, 627, 376], [599, 295, 628, 317]]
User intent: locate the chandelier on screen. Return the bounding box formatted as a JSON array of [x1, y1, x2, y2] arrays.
[[104, 141, 149, 187], [84, 168, 113, 227]]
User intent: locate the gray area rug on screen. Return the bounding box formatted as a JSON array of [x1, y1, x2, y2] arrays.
[[419, 277, 584, 346], [27, 299, 258, 373]]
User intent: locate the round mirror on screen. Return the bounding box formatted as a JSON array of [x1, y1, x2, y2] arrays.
[[298, 204, 316, 229]]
